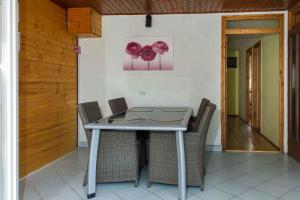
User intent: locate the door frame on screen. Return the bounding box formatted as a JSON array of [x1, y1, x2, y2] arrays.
[[1, 0, 19, 199], [221, 14, 285, 152]]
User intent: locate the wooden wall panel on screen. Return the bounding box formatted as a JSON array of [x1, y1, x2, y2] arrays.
[[289, 1, 300, 29], [19, 0, 78, 177]]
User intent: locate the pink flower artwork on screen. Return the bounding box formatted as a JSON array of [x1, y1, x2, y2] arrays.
[[123, 37, 173, 71], [152, 41, 169, 70], [140, 45, 157, 69], [125, 42, 142, 70]]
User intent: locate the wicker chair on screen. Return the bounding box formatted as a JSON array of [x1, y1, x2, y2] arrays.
[[108, 97, 128, 115], [188, 98, 210, 132], [147, 103, 216, 190], [108, 97, 147, 168], [78, 101, 139, 186]]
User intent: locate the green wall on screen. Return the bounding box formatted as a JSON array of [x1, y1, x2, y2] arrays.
[[238, 49, 246, 119], [260, 34, 280, 146], [227, 50, 239, 115]]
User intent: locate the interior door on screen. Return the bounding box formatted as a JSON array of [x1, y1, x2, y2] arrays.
[[252, 41, 261, 130], [289, 24, 300, 162], [246, 48, 253, 125]]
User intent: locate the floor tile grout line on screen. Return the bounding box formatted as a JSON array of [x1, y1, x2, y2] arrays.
[[53, 168, 85, 200], [20, 149, 300, 200], [206, 156, 295, 199], [31, 183, 44, 200], [112, 190, 127, 200]]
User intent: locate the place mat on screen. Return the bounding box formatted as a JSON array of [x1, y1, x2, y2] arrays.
[[128, 108, 154, 112], [149, 118, 183, 123], [161, 108, 187, 112]]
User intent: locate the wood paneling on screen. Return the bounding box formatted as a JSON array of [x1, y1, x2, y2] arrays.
[[50, 0, 299, 15], [19, 0, 78, 177], [67, 7, 102, 37]]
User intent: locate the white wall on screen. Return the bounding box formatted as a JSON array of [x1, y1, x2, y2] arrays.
[[78, 12, 288, 151], [0, 1, 4, 197]]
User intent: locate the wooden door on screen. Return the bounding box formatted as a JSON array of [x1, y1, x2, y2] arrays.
[[289, 24, 300, 162], [246, 48, 253, 125], [252, 42, 261, 130]]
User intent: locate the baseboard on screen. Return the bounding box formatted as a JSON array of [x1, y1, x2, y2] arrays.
[[205, 145, 222, 152], [259, 132, 280, 150], [79, 141, 222, 152], [79, 141, 88, 148], [19, 150, 75, 181]]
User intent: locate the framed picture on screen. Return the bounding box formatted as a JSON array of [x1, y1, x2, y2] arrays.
[[227, 57, 237, 68], [123, 36, 173, 71]]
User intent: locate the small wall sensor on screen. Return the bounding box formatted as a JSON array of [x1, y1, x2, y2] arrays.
[[146, 14, 152, 27]]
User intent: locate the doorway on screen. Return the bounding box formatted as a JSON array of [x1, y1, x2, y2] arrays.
[[221, 14, 285, 152], [226, 34, 279, 151]]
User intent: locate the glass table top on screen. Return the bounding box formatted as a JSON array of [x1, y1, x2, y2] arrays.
[[85, 107, 193, 131]]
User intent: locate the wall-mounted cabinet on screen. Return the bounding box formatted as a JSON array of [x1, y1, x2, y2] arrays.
[[67, 7, 101, 38]]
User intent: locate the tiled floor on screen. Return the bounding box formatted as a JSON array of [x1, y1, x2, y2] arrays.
[[19, 148, 300, 200]]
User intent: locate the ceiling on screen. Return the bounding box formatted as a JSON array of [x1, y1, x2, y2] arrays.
[[50, 0, 300, 15]]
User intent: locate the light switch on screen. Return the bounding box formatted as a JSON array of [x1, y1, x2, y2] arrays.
[[138, 90, 147, 95]]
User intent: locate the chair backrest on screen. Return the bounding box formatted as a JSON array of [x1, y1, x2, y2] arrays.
[[197, 103, 216, 146], [78, 101, 102, 126], [192, 98, 210, 131], [108, 97, 128, 115]]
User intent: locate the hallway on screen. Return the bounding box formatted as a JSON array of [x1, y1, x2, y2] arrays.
[[227, 116, 278, 151]]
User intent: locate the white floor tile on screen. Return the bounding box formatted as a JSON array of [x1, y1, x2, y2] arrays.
[[205, 173, 226, 186], [195, 188, 233, 200], [212, 167, 244, 180], [216, 181, 248, 196], [269, 174, 300, 189], [142, 183, 176, 193], [281, 190, 300, 200], [237, 189, 276, 200], [31, 171, 78, 199], [231, 174, 264, 188], [93, 193, 123, 200], [255, 182, 291, 198], [154, 188, 179, 200], [19, 180, 42, 200], [43, 187, 82, 200], [114, 186, 151, 200], [135, 194, 162, 200], [18, 149, 300, 200], [247, 169, 278, 181]]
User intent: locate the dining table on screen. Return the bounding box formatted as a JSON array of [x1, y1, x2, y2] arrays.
[[84, 106, 193, 200]]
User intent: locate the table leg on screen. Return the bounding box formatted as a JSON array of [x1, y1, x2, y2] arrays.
[[87, 129, 100, 199], [176, 130, 186, 200]]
